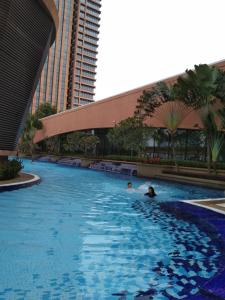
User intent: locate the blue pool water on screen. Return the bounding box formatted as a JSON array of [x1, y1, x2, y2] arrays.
[[0, 160, 224, 300]]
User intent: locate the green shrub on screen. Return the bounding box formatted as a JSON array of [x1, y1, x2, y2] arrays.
[[101, 155, 142, 162], [0, 159, 23, 180]]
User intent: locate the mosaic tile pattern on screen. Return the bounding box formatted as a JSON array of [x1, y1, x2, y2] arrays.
[[0, 160, 224, 299], [131, 200, 223, 300], [160, 201, 225, 300]]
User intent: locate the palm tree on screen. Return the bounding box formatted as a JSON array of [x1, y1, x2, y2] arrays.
[[135, 82, 192, 169], [211, 133, 224, 173], [19, 114, 42, 159], [175, 64, 225, 172], [154, 101, 192, 170], [207, 107, 225, 173], [135, 81, 175, 120], [19, 103, 57, 156]]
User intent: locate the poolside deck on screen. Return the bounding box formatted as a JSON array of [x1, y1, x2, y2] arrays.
[[154, 173, 225, 190], [183, 198, 225, 215]]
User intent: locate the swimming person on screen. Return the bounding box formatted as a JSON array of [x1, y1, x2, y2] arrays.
[[145, 186, 156, 198], [127, 182, 137, 193], [127, 182, 133, 189]]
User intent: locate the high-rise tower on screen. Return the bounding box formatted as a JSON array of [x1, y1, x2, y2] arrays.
[[32, 0, 101, 112], [68, 0, 101, 109]]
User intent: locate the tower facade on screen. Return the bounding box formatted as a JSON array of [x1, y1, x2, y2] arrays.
[[32, 0, 101, 113], [0, 0, 58, 154]]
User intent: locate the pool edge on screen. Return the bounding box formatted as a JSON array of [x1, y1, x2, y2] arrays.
[[0, 173, 41, 192]]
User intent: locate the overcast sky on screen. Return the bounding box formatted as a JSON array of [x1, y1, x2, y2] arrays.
[[95, 0, 225, 101]]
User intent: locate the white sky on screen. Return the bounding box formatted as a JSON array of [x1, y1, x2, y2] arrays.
[[95, 0, 225, 101]]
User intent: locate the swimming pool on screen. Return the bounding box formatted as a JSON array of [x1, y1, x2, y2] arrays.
[[0, 160, 224, 300]]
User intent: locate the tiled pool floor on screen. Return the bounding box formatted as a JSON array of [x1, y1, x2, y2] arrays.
[[160, 201, 225, 300], [1, 160, 225, 299]]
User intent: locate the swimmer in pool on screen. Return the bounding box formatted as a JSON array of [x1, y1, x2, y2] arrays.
[[144, 186, 156, 198], [127, 182, 133, 189]]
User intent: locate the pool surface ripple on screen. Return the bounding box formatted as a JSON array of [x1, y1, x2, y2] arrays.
[[0, 160, 224, 300]]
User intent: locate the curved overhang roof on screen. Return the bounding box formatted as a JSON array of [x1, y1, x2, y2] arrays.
[[38, 0, 59, 45], [34, 59, 225, 143], [34, 87, 203, 143]]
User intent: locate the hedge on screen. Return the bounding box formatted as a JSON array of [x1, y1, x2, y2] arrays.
[[0, 159, 23, 180]]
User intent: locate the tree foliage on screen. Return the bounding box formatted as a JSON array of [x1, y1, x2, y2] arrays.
[[61, 132, 100, 156], [19, 104, 57, 156], [79, 135, 100, 155], [133, 64, 225, 172], [174, 64, 220, 108], [107, 117, 152, 157], [135, 82, 175, 119], [201, 107, 225, 172], [174, 64, 225, 172], [0, 159, 23, 180], [35, 103, 57, 119], [63, 132, 84, 153], [154, 101, 192, 169], [45, 136, 61, 154], [19, 114, 43, 157]]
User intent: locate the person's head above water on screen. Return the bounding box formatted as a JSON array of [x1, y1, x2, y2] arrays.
[[148, 186, 156, 196], [127, 182, 132, 189]]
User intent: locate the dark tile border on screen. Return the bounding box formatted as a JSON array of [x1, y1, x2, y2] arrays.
[[160, 201, 225, 300]]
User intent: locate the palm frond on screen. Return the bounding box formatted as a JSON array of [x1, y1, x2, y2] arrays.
[[211, 133, 224, 162], [154, 101, 192, 134], [175, 64, 219, 108]]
